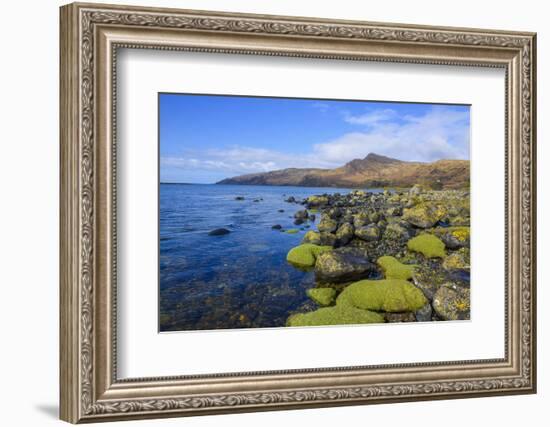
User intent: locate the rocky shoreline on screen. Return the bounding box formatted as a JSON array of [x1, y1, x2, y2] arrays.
[[282, 185, 471, 326]]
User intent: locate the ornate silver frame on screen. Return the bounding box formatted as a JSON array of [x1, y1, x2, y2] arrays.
[[60, 2, 537, 423]]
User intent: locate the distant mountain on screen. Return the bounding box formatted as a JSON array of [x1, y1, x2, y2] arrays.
[[216, 153, 469, 189]]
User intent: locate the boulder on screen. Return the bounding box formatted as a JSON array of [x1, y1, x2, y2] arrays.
[[403, 203, 447, 228], [317, 215, 338, 233], [382, 222, 410, 241], [415, 303, 433, 322], [306, 195, 329, 207], [437, 227, 470, 249], [442, 248, 470, 271], [271, 224, 282, 230], [315, 247, 376, 283], [355, 225, 380, 241], [432, 283, 470, 320], [335, 222, 354, 246], [302, 230, 321, 245]]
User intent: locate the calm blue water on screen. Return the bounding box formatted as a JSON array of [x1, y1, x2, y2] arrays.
[[159, 183, 356, 332]]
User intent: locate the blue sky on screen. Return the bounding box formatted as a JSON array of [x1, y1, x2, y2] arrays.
[[160, 93, 470, 183]]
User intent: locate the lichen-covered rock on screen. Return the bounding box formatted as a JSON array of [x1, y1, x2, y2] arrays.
[[435, 226, 470, 249], [409, 184, 423, 196], [294, 209, 309, 220], [442, 247, 470, 271], [377, 256, 415, 280], [355, 225, 381, 241], [384, 312, 417, 323], [315, 247, 376, 283], [432, 283, 470, 320], [318, 232, 337, 247], [286, 244, 332, 268], [407, 234, 446, 258], [352, 212, 370, 228], [403, 202, 447, 228], [317, 215, 338, 233], [383, 222, 410, 241], [306, 195, 329, 207], [302, 230, 321, 245], [287, 304, 384, 327], [335, 222, 354, 246], [415, 303, 433, 322], [412, 263, 452, 300], [385, 205, 403, 217], [337, 279, 427, 313], [307, 288, 336, 306]]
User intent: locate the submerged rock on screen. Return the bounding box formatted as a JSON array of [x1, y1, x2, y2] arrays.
[[315, 247, 376, 283], [271, 224, 282, 230], [208, 228, 231, 236], [294, 209, 309, 220], [234, 196, 245, 201], [432, 283, 470, 320]]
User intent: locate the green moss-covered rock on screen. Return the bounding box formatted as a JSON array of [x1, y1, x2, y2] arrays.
[[285, 229, 300, 234], [307, 288, 336, 306], [286, 244, 332, 268], [377, 256, 416, 280], [407, 234, 446, 258], [337, 279, 427, 313], [287, 305, 384, 327], [302, 230, 321, 245], [403, 202, 447, 228]]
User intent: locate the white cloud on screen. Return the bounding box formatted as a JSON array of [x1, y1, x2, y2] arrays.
[[343, 108, 397, 125], [162, 106, 469, 181], [314, 108, 469, 163]]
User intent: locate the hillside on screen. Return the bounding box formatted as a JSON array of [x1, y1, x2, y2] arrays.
[[216, 153, 469, 189]]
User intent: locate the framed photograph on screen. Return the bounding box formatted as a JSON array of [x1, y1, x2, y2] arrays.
[[60, 2, 537, 423]]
